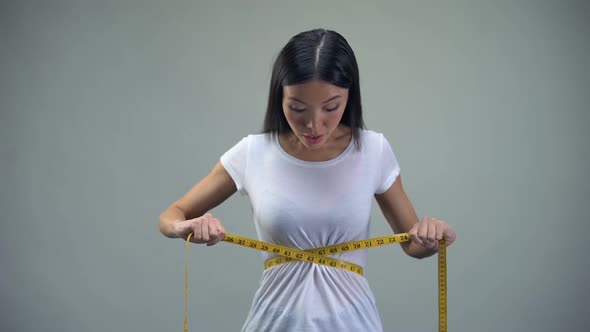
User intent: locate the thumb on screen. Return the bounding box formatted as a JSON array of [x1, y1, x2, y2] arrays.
[[442, 227, 456, 245]]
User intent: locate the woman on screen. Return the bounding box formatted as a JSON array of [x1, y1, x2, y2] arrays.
[[159, 28, 456, 331]]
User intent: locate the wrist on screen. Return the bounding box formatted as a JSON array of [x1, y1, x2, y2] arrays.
[[409, 241, 437, 259]]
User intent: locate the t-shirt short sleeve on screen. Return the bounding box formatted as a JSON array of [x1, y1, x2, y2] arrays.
[[220, 136, 249, 195], [375, 133, 401, 194]]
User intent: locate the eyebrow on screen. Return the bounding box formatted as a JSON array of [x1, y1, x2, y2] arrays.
[[287, 95, 342, 105]]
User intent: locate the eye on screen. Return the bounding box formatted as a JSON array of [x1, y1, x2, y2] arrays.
[[326, 105, 340, 112], [289, 106, 305, 113]]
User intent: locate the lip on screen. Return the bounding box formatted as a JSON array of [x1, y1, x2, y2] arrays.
[[302, 134, 323, 144]]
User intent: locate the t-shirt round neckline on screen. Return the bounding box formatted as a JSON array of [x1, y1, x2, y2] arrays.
[[273, 132, 355, 168]]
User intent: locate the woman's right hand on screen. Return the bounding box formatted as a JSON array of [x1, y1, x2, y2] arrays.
[[173, 213, 227, 246]]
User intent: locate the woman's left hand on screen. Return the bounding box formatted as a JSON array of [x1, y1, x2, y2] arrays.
[[408, 216, 456, 250]]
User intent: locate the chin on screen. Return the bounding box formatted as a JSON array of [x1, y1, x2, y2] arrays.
[[304, 143, 324, 150]]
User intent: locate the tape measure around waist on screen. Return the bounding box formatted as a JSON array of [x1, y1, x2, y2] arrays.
[[183, 232, 447, 332], [261, 233, 411, 274], [220, 233, 412, 275]]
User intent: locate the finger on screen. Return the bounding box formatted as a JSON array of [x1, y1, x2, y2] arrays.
[[201, 218, 209, 242], [206, 218, 224, 246], [210, 215, 220, 242], [442, 226, 456, 246], [185, 223, 194, 241], [410, 223, 424, 246], [427, 217, 437, 242], [207, 219, 218, 246], [192, 220, 202, 243], [215, 218, 226, 242], [435, 222, 444, 241], [417, 217, 429, 244], [217, 219, 226, 239]]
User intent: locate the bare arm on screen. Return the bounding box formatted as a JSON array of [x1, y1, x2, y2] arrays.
[[158, 161, 237, 238], [374, 175, 437, 259]]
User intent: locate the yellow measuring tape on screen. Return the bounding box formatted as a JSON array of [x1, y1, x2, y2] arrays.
[[184, 232, 447, 332]]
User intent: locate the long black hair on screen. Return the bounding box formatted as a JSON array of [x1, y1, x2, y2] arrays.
[[262, 28, 365, 150]]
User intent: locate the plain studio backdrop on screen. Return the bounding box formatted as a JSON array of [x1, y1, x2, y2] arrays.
[[1, 0, 588, 331]]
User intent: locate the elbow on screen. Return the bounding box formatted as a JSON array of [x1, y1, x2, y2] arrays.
[[157, 213, 168, 236], [157, 205, 182, 238], [159, 203, 192, 238]]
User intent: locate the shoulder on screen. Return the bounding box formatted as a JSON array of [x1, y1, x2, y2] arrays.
[[228, 132, 270, 144], [357, 128, 387, 148], [358, 128, 383, 140], [244, 132, 273, 146], [225, 132, 275, 153]]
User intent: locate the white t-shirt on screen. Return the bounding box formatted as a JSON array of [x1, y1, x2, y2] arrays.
[[220, 129, 401, 332]]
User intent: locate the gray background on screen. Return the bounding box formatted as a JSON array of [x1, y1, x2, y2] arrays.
[[1, 0, 588, 331]]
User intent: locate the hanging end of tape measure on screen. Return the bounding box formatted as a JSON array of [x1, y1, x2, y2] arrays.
[[438, 237, 447, 332]]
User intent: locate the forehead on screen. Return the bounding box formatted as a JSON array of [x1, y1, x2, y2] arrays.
[[283, 80, 348, 102]]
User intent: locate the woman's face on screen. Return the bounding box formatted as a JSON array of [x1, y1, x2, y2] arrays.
[[282, 79, 349, 150]]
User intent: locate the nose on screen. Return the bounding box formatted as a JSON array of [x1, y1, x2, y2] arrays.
[[305, 110, 322, 130]]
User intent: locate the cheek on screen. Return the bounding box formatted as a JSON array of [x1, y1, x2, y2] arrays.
[[282, 110, 300, 127], [328, 110, 345, 124]]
